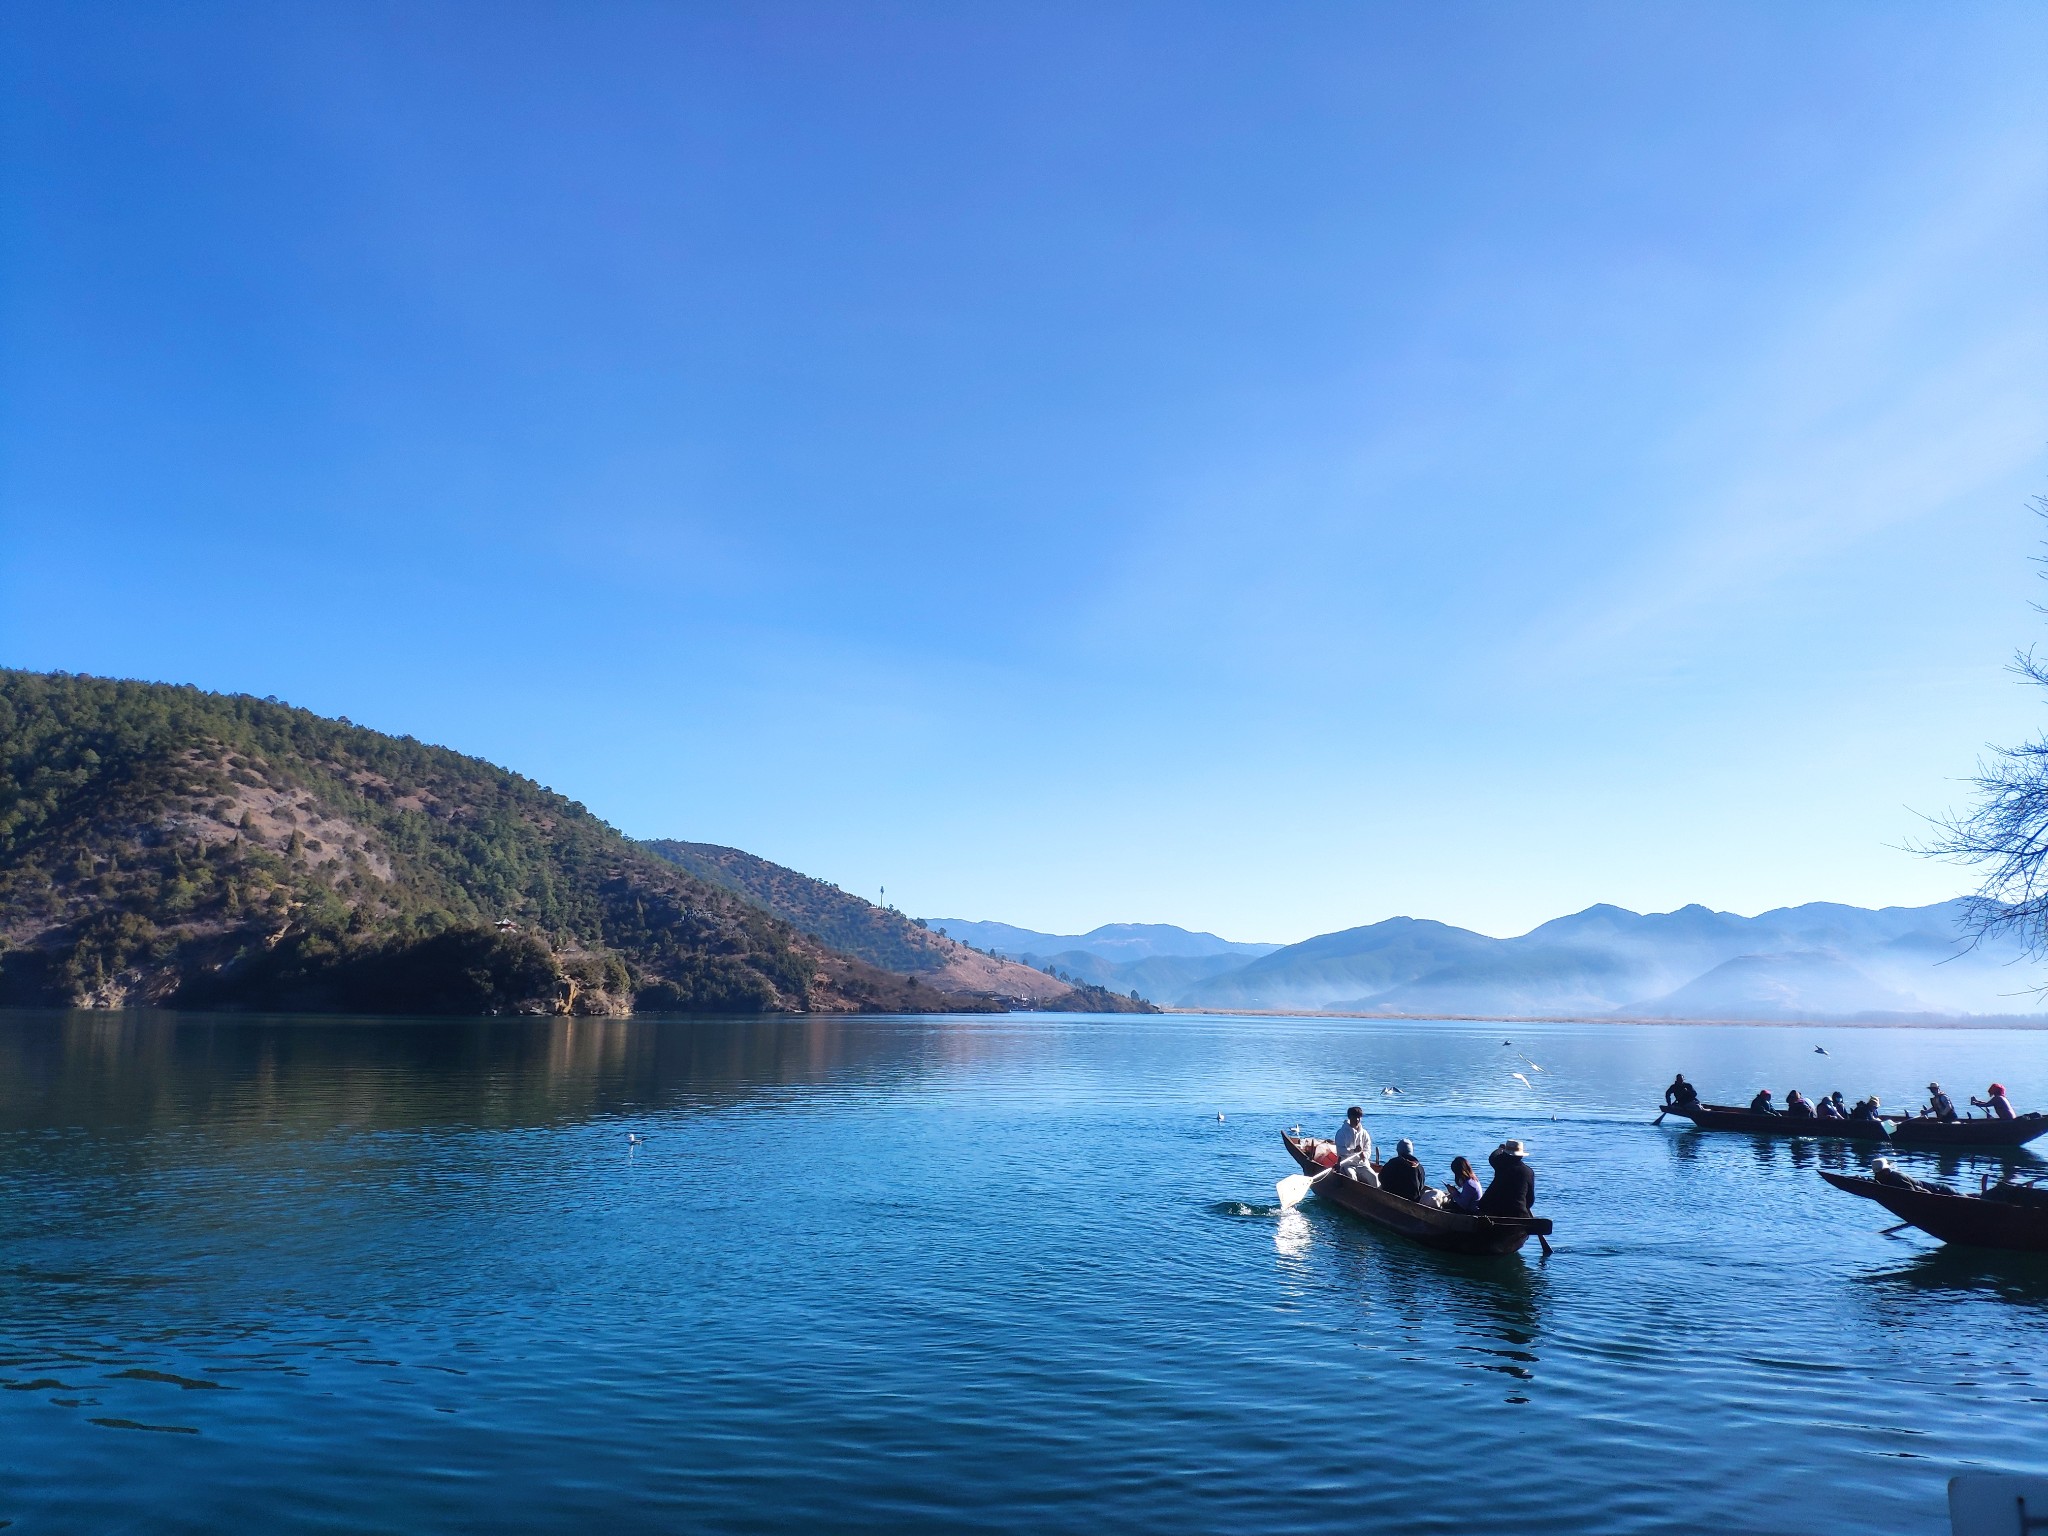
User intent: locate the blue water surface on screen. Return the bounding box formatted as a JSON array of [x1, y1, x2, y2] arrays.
[[1, 1010, 2045, 1534]]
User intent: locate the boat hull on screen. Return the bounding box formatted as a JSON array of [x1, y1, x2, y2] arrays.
[[1282, 1134, 1551, 1256], [1883, 1113, 2048, 1149], [1819, 1170, 2048, 1252], [1659, 1102, 1887, 1141]]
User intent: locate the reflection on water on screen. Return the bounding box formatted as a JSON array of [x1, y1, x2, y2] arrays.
[[1, 1010, 2045, 1535], [1273, 1208, 1311, 1258], [1861, 1245, 2048, 1310], [0, 1008, 1061, 1136]]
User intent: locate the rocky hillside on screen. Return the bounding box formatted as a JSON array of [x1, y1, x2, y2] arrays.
[[0, 670, 974, 1016], [644, 840, 1155, 1013]]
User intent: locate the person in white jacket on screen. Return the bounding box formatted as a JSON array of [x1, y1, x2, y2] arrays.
[[1334, 1106, 1379, 1187]]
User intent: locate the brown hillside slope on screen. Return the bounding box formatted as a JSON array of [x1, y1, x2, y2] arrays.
[[644, 841, 1156, 1012]]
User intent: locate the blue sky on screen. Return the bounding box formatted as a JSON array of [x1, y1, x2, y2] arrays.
[[3, 2, 2046, 942]]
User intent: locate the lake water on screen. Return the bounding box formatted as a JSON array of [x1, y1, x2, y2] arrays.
[[1, 1010, 2045, 1534]]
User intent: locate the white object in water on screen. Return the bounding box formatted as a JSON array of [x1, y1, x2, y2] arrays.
[[1948, 1472, 2048, 1535]]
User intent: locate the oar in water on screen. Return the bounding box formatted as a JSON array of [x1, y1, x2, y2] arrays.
[[1276, 1166, 1337, 1210]]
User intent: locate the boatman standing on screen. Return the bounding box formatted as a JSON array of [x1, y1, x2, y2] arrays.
[[1335, 1106, 1379, 1187]]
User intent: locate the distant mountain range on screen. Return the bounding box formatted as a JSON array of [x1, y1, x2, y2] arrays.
[[928, 902, 2048, 1021]]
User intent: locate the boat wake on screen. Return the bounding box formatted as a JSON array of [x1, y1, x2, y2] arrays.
[[1209, 1199, 1285, 1218]]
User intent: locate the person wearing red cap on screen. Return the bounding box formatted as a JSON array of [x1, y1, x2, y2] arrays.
[[1971, 1083, 2016, 1120]]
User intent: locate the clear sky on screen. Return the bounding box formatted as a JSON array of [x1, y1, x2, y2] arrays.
[[4, 3, 2046, 943]]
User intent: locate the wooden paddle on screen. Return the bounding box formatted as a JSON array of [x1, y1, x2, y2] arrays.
[[1276, 1166, 1337, 1210]]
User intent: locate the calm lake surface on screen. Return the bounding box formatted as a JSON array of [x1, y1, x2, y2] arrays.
[[2, 1010, 2045, 1534]]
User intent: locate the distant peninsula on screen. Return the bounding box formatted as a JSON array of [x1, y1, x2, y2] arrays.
[[0, 669, 1153, 1017]]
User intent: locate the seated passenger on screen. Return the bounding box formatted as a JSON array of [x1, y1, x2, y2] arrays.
[[1871, 1157, 1940, 1194], [1749, 1089, 1777, 1115], [1815, 1093, 1843, 1121], [1924, 1082, 1958, 1121], [1850, 1095, 1882, 1122], [1664, 1074, 1699, 1108], [1479, 1140, 1536, 1218], [1334, 1106, 1380, 1188], [1379, 1139, 1426, 1202], [1784, 1090, 1815, 1120], [1445, 1156, 1483, 1213], [1971, 1083, 2017, 1121]]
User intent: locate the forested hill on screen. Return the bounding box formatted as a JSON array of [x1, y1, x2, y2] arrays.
[[0, 670, 963, 1016], [644, 840, 1155, 1013], [647, 841, 949, 973]]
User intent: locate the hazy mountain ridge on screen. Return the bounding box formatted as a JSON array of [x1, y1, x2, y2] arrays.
[[936, 900, 2046, 1020]]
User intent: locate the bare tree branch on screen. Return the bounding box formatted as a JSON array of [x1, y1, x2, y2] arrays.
[[1919, 494, 2048, 958]]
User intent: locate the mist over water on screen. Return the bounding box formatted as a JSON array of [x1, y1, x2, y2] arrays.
[[1, 1011, 2044, 1533]]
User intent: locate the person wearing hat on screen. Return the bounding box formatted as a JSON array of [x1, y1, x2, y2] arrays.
[[1971, 1083, 2017, 1120], [1748, 1087, 1777, 1115], [1479, 1139, 1536, 1218], [1334, 1105, 1380, 1187], [1380, 1138, 1427, 1202], [1922, 1082, 1958, 1122]]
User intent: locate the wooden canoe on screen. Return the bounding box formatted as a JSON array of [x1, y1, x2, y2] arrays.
[[1819, 1169, 2048, 1253], [1657, 1101, 1887, 1141], [1882, 1112, 2048, 1150], [1281, 1133, 1551, 1256]]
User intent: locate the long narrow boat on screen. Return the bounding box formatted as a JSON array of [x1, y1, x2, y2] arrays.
[[1280, 1132, 1551, 1256], [1819, 1170, 2048, 1252], [1883, 1112, 2048, 1150], [1656, 1101, 1888, 1142]]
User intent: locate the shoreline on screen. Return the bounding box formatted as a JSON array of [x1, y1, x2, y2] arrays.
[[1158, 1007, 2048, 1030]]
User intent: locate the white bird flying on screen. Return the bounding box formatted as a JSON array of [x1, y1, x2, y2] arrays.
[[1512, 1072, 1532, 1089], [1381, 1086, 1402, 1096], [1519, 1055, 1546, 1073]]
